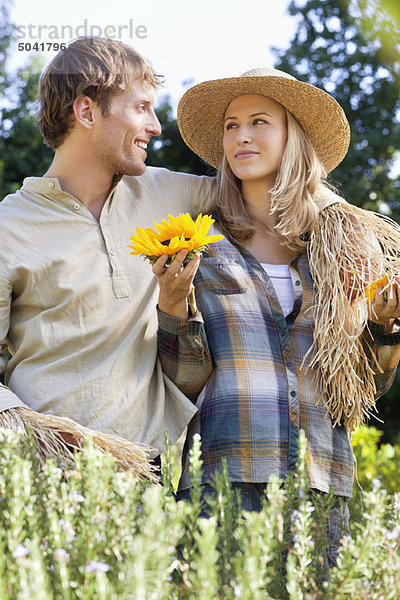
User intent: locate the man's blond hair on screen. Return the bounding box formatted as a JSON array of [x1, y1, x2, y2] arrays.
[[37, 37, 163, 149]]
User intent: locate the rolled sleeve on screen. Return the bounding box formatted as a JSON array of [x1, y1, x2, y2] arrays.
[[368, 320, 400, 347], [157, 307, 213, 402], [365, 321, 400, 399]]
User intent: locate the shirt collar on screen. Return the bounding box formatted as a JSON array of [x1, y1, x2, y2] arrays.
[[20, 173, 123, 207]]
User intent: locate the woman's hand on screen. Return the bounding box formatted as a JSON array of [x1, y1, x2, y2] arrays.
[[369, 281, 400, 332], [152, 250, 200, 319]]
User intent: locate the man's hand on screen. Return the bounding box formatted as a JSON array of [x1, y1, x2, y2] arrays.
[[152, 249, 200, 319]]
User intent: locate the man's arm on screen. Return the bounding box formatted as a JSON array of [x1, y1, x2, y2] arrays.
[[0, 264, 29, 411], [176, 170, 216, 217], [123, 167, 217, 219]]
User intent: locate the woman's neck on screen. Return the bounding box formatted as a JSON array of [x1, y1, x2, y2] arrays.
[[240, 180, 298, 265], [241, 179, 274, 228], [243, 228, 298, 265]]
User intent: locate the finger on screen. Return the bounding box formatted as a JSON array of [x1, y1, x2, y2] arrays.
[[166, 250, 188, 278], [372, 283, 400, 322], [386, 284, 400, 314], [369, 284, 384, 321], [179, 255, 201, 282], [176, 249, 189, 267], [374, 284, 385, 308], [152, 254, 169, 275]]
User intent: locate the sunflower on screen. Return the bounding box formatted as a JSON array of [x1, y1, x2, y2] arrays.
[[128, 213, 224, 264], [128, 213, 224, 315], [364, 275, 389, 304]]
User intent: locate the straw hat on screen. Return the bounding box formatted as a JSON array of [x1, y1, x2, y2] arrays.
[[177, 68, 350, 174]]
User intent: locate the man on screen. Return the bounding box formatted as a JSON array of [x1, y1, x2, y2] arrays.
[[0, 37, 215, 461]]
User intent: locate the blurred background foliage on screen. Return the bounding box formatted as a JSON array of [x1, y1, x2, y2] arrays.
[[273, 0, 400, 218], [0, 0, 399, 442], [352, 424, 400, 493]]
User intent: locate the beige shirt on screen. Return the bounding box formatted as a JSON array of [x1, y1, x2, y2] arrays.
[[0, 167, 216, 454]]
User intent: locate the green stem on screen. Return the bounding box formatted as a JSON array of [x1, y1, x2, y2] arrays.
[[188, 286, 197, 315]]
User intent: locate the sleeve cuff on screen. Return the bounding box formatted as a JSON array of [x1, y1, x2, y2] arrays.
[[368, 320, 400, 347], [157, 306, 204, 336]]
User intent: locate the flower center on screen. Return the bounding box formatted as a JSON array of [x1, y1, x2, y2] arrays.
[[161, 238, 191, 245]]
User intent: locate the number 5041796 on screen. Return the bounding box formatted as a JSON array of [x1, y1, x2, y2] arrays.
[[18, 43, 67, 51]]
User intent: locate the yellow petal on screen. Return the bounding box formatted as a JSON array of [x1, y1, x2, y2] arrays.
[[204, 234, 225, 244], [128, 213, 224, 261], [364, 275, 388, 304]]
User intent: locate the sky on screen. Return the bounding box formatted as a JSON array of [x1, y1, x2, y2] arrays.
[[9, 0, 298, 108], [6, 0, 400, 178]]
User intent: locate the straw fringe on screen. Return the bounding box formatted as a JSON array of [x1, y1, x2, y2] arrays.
[[0, 407, 159, 483], [306, 202, 400, 430]]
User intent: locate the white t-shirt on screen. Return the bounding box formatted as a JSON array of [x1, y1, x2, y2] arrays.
[[260, 263, 294, 317]]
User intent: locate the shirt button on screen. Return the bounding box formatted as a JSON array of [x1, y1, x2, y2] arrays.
[[110, 249, 116, 256], [48, 181, 55, 188], [295, 280, 301, 286], [73, 203, 80, 210], [290, 390, 296, 397]]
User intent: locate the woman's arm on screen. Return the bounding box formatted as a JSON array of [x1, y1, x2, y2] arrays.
[[363, 324, 400, 399], [157, 309, 213, 402], [364, 282, 400, 398], [153, 250, 213, 401], [153, 249, 200, 318]]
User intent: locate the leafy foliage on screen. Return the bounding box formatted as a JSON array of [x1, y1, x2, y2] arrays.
[[0, 429, 399, 599], [352, 424, 400, 493], [0, 0, 15, 95], [146, 95, 215, 177], [0, 55, 53, 197], [273, 0, 400, 218], [0, 1, 52, 198]]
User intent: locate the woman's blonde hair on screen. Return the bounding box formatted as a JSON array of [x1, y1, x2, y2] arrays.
[[215, 109, 328, 254]]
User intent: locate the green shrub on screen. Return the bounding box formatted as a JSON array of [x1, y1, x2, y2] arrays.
[[352, 425, 400, 493], [0, 428, 399, 599]]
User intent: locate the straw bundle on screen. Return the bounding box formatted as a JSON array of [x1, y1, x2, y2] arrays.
[[0, 406, 159, 483], [307, 202, 400, 430]]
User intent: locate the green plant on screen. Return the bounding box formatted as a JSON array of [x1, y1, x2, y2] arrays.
[[352, 425, 400, 493], [0, 428, 399, 599]]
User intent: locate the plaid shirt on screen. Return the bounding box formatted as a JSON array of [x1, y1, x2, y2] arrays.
[[158, 224, 400, 497]]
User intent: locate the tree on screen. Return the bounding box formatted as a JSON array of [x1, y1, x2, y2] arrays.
[[0, 0, 53, 198], [273, 0, 400, 442], [0, 56, 53, 197], [0, 0, 14, 95], [273, 0, 400, 219], [146, 94, 215, 177]]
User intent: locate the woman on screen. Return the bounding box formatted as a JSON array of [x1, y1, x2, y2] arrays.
[[152, 68, 400, 562]]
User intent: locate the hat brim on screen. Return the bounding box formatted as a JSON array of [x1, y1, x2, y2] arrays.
[[177, 75, 350, 174]]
